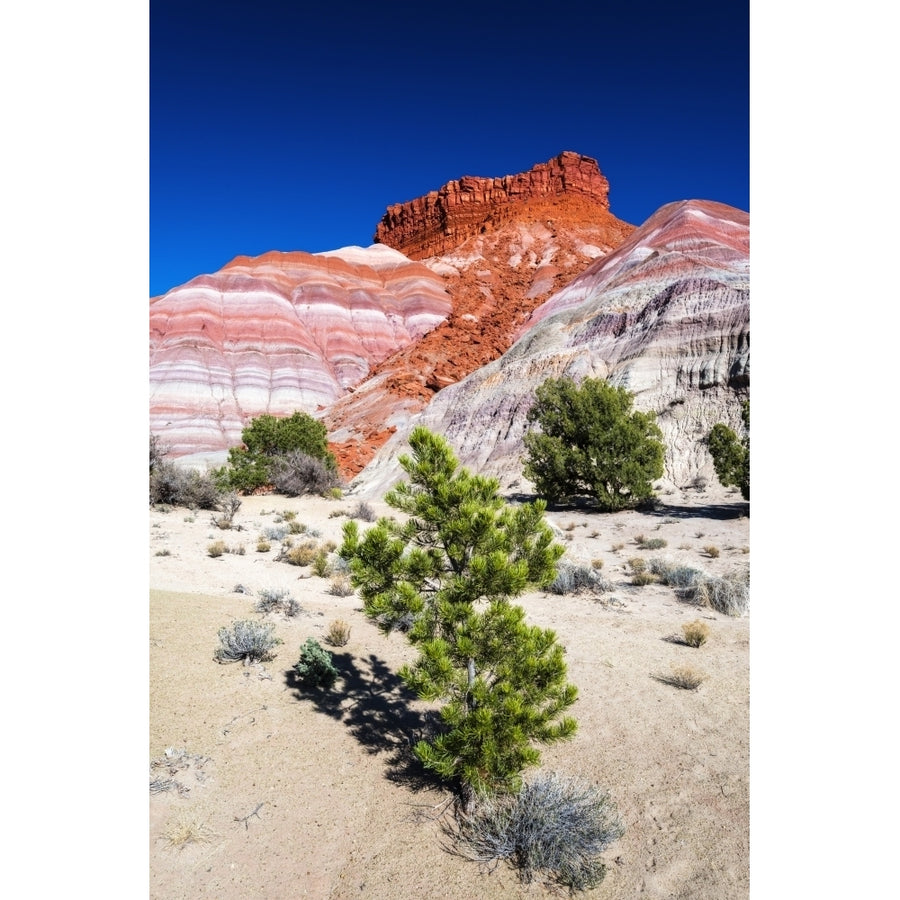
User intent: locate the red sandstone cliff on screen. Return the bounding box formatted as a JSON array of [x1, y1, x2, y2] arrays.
[[324, 154, 635, 475], [374, 151, 613, 259]]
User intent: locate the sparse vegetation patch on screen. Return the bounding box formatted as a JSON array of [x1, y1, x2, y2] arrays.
[[215, 620, 282, 663], [452, 772, 624, 892]]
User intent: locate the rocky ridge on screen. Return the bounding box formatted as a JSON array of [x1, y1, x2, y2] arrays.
[[353, 199, 750, 496], [374, 151, 612, 259], [327, 189, 635, 475], [149, 155, 748, 495]]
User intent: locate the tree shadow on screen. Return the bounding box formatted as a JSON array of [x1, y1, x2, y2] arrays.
[[504, 490, 749, 521], [284, 651, 446, 794], [638, 500, 749, 521]]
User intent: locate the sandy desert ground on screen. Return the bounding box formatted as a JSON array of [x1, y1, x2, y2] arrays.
[[150, 484, 749, 899]]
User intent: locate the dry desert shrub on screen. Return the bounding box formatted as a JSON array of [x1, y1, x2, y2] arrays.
[[704, 545, 720, 558], [207, 540, 226, 558], [255, 587, 301, 618], [325, 618, 351, 646], [691, 570, 750, 616], [681, 620, 710, 647], [256, 538, 271, 553], [329, 574, 354, 597], [350, 501, 377, 522], [549, 560, 612, 595], [637, 536, 667, 550], [163, 813, 216, 849], [452, 772, 624, 892], [211, 492, 242, 529], [215, 620, 282, 663], [648, 558, 704, 589], [655, 666, 707, 690], [280, 539, 319, 567], [270, 451, 340, 497]]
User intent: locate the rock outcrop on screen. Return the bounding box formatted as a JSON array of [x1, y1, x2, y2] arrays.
[[374, 151, 613, 259], [149, 246, 450, 458], [352, 200, 749, 497], [326, 157, 635, 475]]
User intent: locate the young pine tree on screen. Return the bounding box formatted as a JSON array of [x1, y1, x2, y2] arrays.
[[340, 427, 576, 803]]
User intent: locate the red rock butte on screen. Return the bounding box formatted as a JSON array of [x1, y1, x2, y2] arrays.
[[374, 151, 612, 259]]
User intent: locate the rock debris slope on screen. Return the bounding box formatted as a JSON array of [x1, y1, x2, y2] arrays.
[[353, 199, 749, 497]]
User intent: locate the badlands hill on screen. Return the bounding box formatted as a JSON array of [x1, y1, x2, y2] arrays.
[[149, 153, 748, 489]]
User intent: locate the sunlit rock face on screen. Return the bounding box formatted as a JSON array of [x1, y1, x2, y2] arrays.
[[353, 200, 749, 496], [326, 154, 635, 476], [149, 246, 451, 457], [374, 151, 615, 259]]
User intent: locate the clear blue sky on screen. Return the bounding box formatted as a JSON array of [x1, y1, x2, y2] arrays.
[[151, 0, 748, 297]]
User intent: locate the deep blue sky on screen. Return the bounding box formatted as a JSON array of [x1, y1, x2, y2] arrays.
[[151, 0, 748, 297]]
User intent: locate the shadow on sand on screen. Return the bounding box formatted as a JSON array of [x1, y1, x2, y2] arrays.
[[505, 490, 748, 521], [284, 650, 445, 794]]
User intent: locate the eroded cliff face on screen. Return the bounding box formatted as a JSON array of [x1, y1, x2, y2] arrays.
[[374, 151, 613, 259], [326, 155, 635, 475], [149, 246, 450, 457], [150, 155, 748, 496], [352, 200, 750, 496]]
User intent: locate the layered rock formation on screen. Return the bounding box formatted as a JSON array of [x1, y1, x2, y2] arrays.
[[375, 151, 613, 259], [149, 246, 451, 457], [150, 154, 749, 498], [353, 200, 750, 497], [326, 156, 635, 475]]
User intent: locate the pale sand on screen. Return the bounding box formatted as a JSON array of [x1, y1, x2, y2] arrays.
[[150, 487, 749, 899]]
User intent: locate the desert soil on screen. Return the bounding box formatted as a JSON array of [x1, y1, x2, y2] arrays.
[[150, 486, 749, 899]]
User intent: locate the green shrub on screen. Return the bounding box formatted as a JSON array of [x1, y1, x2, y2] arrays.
[[453, 772, 624, 892], [523, 377, 664, 510], [708, 401, 749, 500], [218, 411, 338, 493], [312, 549, 331, 577], [215, 620, 282, 663], [293, 637, 338, 688]]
